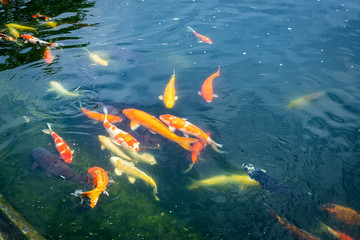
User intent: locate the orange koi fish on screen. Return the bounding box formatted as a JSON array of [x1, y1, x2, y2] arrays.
[[32, 14, 52, 21], [184, 140, 206, 173], [187, 26, 213, 44], [159, 114, 224, 153], [198, 66, 220, 102], [77, 167, 109, 208], [103, 107, 139, 151], [42, 123, 73, 164], [122, 108, 197, 151], [322, 203, 360, 226], [265, 204, 320, 240], [82, 107, 122, 123], [44, 47, 54, 64], [0, 33, 18, 43], [159, 69, 178, 108], [320, 221, 353, 240], [22, 34, 58, 47]]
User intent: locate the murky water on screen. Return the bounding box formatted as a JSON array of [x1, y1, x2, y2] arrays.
[[0, 0, 359, 239]]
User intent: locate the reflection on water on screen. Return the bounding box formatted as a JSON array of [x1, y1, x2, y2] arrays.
[[1, 0, 360, 239]]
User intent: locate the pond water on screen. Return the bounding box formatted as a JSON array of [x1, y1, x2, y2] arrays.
[[0, 0, 359, 239]]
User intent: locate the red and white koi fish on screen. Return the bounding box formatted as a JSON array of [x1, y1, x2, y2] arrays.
[[122, 108, 197, 151], [198, 66, 220, 102], [159, 114, 224, 153], [103, 107, 139, 151], [44, 47, 54, 64], [82, 107, 122, 123], [0, 33, 18, 43], [159, 69, 178, 108], [187, 26, 213, 44], [42, 123, 73, 164], [22, 34, 58, 47]]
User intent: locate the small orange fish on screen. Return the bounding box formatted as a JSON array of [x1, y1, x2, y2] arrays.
[[184, 140, 206, 173], [22, 34, 58, 47], [159, 114, 224, 153], [187, 26, 213, 44], [122, 108, 197, 151], [103, 107, 139, 151], [42, 123, 73, 164], [159, 69, 178, 108], [79, 167, 109, 208], [265, 204, 320, 240], [44, 47, 54, 64], [82, 107, 122, 123], [322, 203, 360, 226], [32, 14, 52, 21], [198, 66, 220, 102], [0, 33, 18, 43]]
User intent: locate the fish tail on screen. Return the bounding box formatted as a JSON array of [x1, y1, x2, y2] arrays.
[[176, 137, 198, 151], [208, 139, 225, 153], [153, 187, 160, 201], [183, 162, 195, 173], [186, 179, 201, 190], [264, 203, 281, 221], [42, 123, 52, 134], [216, 65, 220, 76], [46, 122, 52, 131], [172, 68, 175, 76], [103, 106, 108, 121], [187, 26, 195, 32], [82, 47, 90, 53], [81, 188, 102, 208], [141, 153, 157, 165]]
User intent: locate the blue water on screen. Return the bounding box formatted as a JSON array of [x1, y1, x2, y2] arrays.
[[0, 0, 360, 239]]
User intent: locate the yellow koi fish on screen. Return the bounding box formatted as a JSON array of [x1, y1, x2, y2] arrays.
[[48, 81, 80, 97], [6, 23, 37, 33], [98, 135, 132, 161], [110, 156, 159, 201], [7, 26, 20, 38], [187, 174, 260, 190], [159, 69, 178, 108], [287, 91, 324, 108], [83, 48, 109, 66]]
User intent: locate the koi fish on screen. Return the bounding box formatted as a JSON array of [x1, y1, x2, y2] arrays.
[[187, 26, 213, 44], [103, 107, 139, 151], [0, 0, 9, 5], [319, 221, 353, 240], [287, 91, 324, 108], [99, 135, 157, 165], [159, 69, 178, 108], [159, 114, 224, 153], [82, 107, 122, 123], [32, 14, 52, 21], [184, 140, 206, 173], [322, 203, 360, 226], [110, 156, 159, 201], [31, 147, 86, 184], [83, 48, 109, 66], [122, 108, 197, 151], [0, 33, 18, 43], [42, 123, 74, 164], [7, 26, 20, 38], [22, 34, 58, 47], [76, 167, 109, 208], [187, 174, 259, 190], [265, 204, 320, 240], [48, 81, 80, 97], [198, 66, 220, 102], [44, 47, 54, 64], [6, 23, 37, 33]]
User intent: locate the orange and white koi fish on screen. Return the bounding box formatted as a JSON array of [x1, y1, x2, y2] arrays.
[[42, 123, 73, 164], [322, 203, 360, 226], [75, 167, 109, 208], [319, 221, 353, 240], [103, 107, 139, 151], [44, 47, 54, 64], [198, 66, 220, 102], [187, 26, 213, 44], [122, 108, 197, 151], [82, 107, 122, 123], [159, 69, 178, 108], [184, 140, 206, 173], [0, 33, 18, 43], [22, 34, 58, 47], [159, 114, 224, 153]]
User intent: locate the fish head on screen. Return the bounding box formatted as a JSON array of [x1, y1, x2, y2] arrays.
[[322, 203, 336, 213], [242, 164, 257, 174], [159, 114, 173, 126], [122, 108, 135, 119], [110, 156, 120, 166], [98, 135, 106, 142]]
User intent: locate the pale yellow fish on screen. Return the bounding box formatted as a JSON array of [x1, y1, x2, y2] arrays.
[[44, 21, 57, 28], [98, 135, 132, 161], [118, 142, 157, 165], [187, 174, 260, 190], [48, 81, 80, 97], [83, 48, 109, 66], [287, 91, 324, 108], [110, 156, 159, 200], [7, 26, 20, 38], [159, 69, 178, 108], [6, 23, 37, 33]]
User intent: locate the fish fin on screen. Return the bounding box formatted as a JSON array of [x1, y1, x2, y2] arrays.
[[183, 133, 189, 137], [149, 130, 157, 134], [183, 162, 195, 173], [198, 91, 202, 96], [81, 189, 102, 208], [176, 137, 198, 151], [42, 129, 51, 134], [71, 86, 80, 92], [31, 162, 39, 171], [208, 139, 225, 153], [198, 157, 206, 162], [114, 169, 123, 176], [128, 177, 136, 183], [130, 121, 140, 131], [217, 65, 220, 76], [182, 118, 187, 120], [154, 188, 160, 201], [101, 145, 105, 150], [213, 94, 218, 98], [71, 150, 75, 155], [175, 96, 178, 100], [158, 95, 163, 100], [187, 26, 195, 32], [169, 126, 176, 132], [46, 122, 52, 131], [261, 169, 267, 173]]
